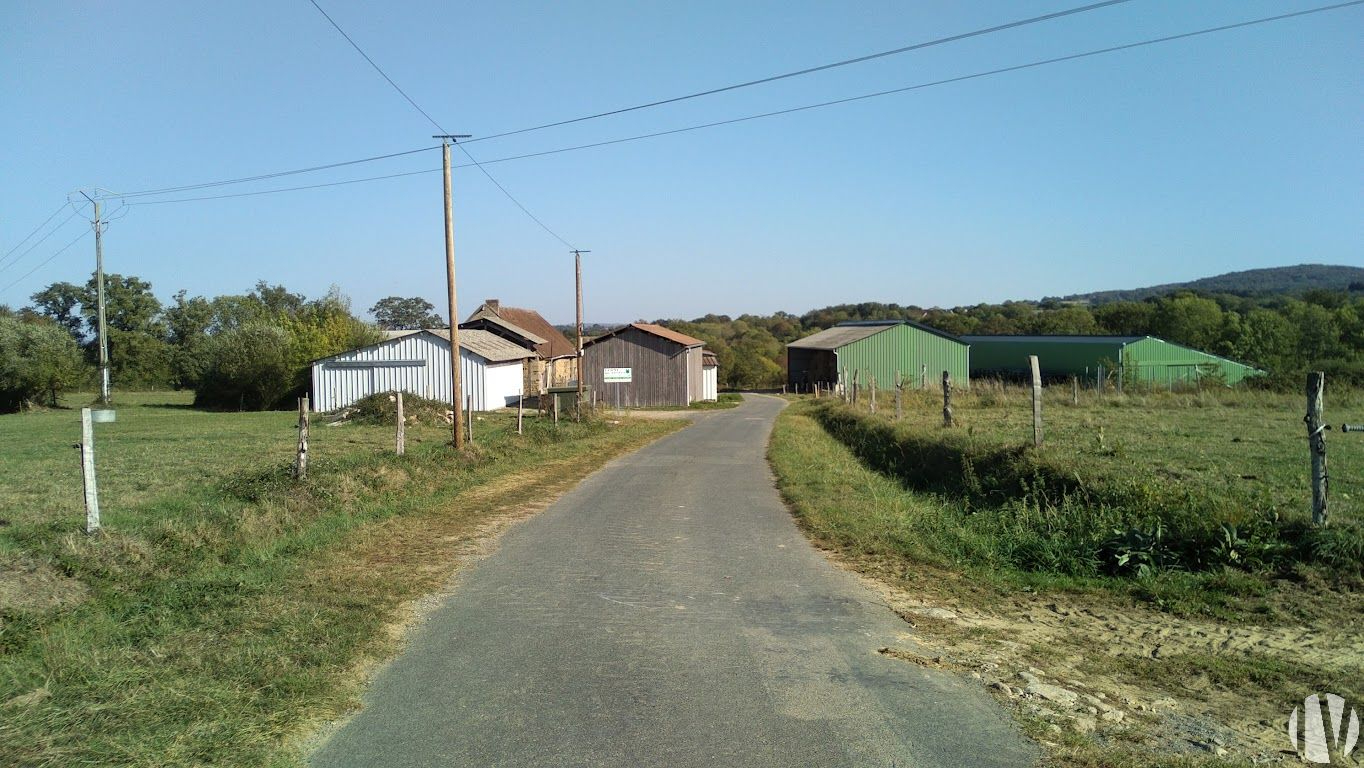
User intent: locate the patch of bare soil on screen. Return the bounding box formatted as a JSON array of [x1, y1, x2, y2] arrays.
[[834, 558, 1363, 764]]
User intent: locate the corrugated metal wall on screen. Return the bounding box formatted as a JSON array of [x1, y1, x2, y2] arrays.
[[582, 328, 691, 407], [1122, 338, 1260, 386], [702, 367, 717, 401], [967, 339, 1123, 380], [966, 337, 1262, 386], [835, 325, 970, 392], [311, 333, 525, 411]]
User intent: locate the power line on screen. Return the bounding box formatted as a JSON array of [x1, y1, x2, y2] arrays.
[[123, 0, 1364, 206], [0, 229, 90, 296], [305, 0, 577, 248], [128, 167, 441, 204], [2, 203, 70, 262], [468, 1, 1364, 164], [0, 209, 81, 274], [463, 0, 1137, 145], [306, 0, 447, 134], [96, 146, 437, 200]]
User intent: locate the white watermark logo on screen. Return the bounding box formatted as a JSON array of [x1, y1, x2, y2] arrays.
[[1288, 693, 1358, 763]]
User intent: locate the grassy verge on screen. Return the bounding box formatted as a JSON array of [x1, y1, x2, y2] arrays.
[[0, 392, 682, 766], [769, 391, 1363, 764]]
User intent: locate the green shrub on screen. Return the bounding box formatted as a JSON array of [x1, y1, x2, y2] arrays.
[[0, 315, 88, 411]]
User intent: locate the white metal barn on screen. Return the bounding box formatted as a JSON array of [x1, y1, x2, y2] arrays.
[[310, 329, 534, 412]]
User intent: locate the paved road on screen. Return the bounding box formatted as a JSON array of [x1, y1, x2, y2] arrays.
[[311, 395, 1035, 768]]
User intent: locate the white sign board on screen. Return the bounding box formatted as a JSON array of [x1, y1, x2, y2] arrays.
[[603, 367, 632, 383]]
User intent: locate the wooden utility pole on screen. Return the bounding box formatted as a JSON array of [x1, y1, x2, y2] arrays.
[[572, 249, 590, 420], [437, 136, 470, 448], [1029, 355, 1043, 448], [942, 371, 953, 427], [80, 193, 111, 404], [1306, 372, 1328, 526]]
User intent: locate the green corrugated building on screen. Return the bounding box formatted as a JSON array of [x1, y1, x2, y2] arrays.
[[787, 321, 969, 391], [961, 335, 1263, 386]]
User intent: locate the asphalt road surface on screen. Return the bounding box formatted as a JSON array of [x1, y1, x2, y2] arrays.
[[311, 395, 1035, 767]]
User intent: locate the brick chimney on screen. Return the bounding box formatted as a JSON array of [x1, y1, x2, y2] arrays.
[[485, 299, 500, 314]]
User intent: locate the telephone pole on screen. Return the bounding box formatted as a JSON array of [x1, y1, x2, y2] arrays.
[[436, 135, 470, 448], [80, 192, 110, 405], [572, 249, 590, 419]]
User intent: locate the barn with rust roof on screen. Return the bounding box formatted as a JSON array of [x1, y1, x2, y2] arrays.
[[582, 323, 707, 407], [462, 299, 578, 394]]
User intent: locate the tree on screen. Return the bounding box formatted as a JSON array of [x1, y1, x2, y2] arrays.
[[1151, 294, 1224, 350], [164, 291, 216, 389], [1093, 301, 1155, 336], [195, 323, 293, 410], [0, 315, 88, 411], [81, 273, 163, 335], [370, 296, 443, 330], [29, 282, 85, 339]]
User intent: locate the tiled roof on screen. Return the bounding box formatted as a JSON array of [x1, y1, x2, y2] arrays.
[[466, 302, 576, 360]]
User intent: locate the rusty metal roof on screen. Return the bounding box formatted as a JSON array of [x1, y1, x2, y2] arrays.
[[466, 302, 576, 360], [584, 322, 706, 349]]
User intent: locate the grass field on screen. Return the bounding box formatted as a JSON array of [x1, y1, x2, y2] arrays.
[[768, 384, 1364, 765], [0, 392, 682, 766]]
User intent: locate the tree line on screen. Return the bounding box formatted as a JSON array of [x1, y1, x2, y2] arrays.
[[658, 289, 1364, 390], [4, 276, 1360, 411], [1, 276, 397, 411]]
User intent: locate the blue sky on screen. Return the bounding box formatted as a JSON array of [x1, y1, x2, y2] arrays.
[[2, 1, 1360, 325]]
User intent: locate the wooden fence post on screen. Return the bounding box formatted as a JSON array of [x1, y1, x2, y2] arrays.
[[1306, 372, 1328, 526], [920, 364, 926, 390], [895, 371, 903, 420], [870, 376, 877, 414], [395, 392, 406, 456], [517, 383, 524, 435], [80, 407, 100, 534], [1029, 355, 1043, 448], [852, 370, 860, 407], [942, 371, 953, 427], [294, 396, 309, 480], [1071, 375, 1079, 406], [467, 395, 474, 443]]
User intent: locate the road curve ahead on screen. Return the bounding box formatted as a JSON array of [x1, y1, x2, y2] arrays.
[[311, 395, 1035, 768]]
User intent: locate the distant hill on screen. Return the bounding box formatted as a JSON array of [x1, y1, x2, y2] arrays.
[[1058, 264, 1364, 304]]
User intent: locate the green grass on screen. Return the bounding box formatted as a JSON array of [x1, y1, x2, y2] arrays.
[[768, 387, 1364, 765], [782, 386, 1364, 596], [0, 392, 682, 766]]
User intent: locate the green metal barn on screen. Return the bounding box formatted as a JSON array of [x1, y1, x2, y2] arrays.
[[961, 335, 1263, 386], [787, 321, 970, 391]]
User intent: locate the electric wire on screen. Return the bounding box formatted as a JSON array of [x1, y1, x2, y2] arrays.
[[117, 1, 1364, 207], [94, 146, 437, 200], [1, 203, 69, 262], [463, 0, 1137, 145], [0, 209, 81, 274], [305, 0, 577, 248], [0, 229, 91, 295]]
